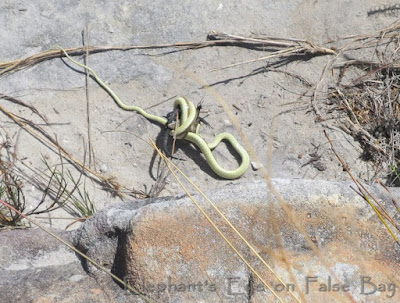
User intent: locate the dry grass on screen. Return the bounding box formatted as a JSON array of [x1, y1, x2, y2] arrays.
[[322, 20, 400, 184], [0, 32, 336, 77], [0, 139, 97, 228]]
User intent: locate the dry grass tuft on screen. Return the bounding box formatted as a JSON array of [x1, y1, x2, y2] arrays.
[[323, 21, 400, 184]]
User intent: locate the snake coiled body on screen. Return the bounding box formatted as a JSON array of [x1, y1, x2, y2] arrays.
[[60, 48, 249, 179]]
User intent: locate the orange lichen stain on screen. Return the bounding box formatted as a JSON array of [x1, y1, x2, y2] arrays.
[[32, 298, 53, 303], [89, 288, 103, 295], [126, 204, 250, 283]]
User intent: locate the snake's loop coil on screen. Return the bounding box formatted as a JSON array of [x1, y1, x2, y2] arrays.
[[60, 48, 250, 179]]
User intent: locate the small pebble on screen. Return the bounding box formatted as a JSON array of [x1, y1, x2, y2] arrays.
[[251, 161, 264, 171], [170, 182, 178, 190], [223, 119, 232, 126], [100, 164, 108, 173], [69, 274, 84, 282], [313, 161, 327, 171]]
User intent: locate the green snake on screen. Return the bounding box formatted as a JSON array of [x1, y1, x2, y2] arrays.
[[59, 48, 250, 179]]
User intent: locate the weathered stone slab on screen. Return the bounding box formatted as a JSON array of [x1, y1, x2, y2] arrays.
[[119, 179, 400, 302], [2, 179, 400, 302], [0, 228, 130, 303]]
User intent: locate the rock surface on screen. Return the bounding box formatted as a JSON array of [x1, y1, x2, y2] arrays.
[[1, 0, 400, 302], [0, 228, 130, 302], [120, 179, 400, 302], [2, 179, 400, 302], [1, 0, 399, 225]]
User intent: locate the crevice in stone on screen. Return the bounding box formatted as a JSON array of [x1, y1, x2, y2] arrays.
[[247, 272, 254, 302]]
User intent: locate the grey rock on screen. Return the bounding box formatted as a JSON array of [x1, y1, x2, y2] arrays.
[[0, 228, 131, 302], [1, 0, 399, 302], [71, 197, 172, 274], [2, 179, 400, 302]]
